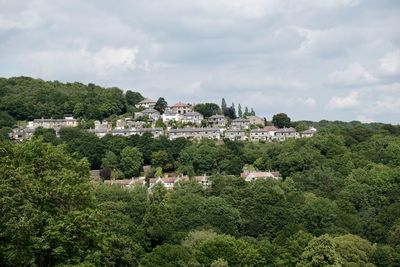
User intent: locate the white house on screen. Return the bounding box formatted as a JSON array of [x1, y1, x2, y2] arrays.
[[182, 111, 204, 125], [135, 98, 157, 109], [162, 110, 183, 123]]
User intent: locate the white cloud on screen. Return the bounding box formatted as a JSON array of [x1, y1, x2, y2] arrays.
[[380, 50, 400, 75], [328, 91, 360, 109], [328, 63, 377, 86]]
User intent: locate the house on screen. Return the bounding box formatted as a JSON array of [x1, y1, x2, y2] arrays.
[[249, 129, 270, 142], [162, 110, 183, 123], [241, 171, 282, 182], [231, 118, 250, 129], [264, 126, 278, 136], [182, 111, 204, 125], [275, 127, 299, 141], [87, 128, 109, 138], [87, 120, 111, 137], [149, 175, 190, 190], [195, 175, 212, 189], [31, 115, 79, 130], [208, 115, 227, 128], [135, 98, 157, 109], [169, 128, 221, 140], [134, 108, 160, 121], [247, 115, 265, 126], [9, 127, 35, 142], [224, 129, 247, 141], [104, 178, 146, 187], [171, 102, 193, 114], [301, 127, 317, 138], [112, 128, 163, 138]]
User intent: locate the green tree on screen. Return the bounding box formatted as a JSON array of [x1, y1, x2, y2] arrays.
[[151, 150, 174, 171], [102, 150, 119, 170], [120, 146, 143, 178], [126, 90, 144, 106], [0, 111, 15, 128], [272, 113, 291, 128], [238, 104, 242, 118], [194, 103, 221, 118], [154, 97, 168, 114], [0, 140, 94, 266], [221, 98, 227, 115]]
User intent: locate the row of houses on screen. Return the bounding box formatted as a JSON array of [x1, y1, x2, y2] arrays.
[[104, 171, 281, 190]]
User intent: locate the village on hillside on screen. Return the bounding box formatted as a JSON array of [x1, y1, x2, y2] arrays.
[[10, 97, 317, 142]]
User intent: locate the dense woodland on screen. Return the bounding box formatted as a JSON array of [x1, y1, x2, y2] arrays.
[[1, 77, 400, 266]]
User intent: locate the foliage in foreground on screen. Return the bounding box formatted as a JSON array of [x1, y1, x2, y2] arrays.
[[1, 131, 400, 266]]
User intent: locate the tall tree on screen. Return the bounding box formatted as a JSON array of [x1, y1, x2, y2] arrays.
[[250, 108, 256, 116], [154, 97, 168, 114], [120, 147, 144, 178], [238, 104, 243, 118], [194, 103, 221, 118], [221, 98, 227, 115], [125, 90, 144, 106], [272, 113, 291, 128]]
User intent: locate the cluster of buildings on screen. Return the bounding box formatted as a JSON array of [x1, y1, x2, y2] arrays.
[[9, 99, 317, 142], [10, 115, 79, 142], [103, 170, 281, 190]]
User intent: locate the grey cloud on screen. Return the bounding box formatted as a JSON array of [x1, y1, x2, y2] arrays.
[[0, 0, 399, 123]]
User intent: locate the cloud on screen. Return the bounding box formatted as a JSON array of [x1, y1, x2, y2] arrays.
[[328, 63, 377, 86], [328, 91, 360, 109], [0, 0, 399, 123], [380, 50, 400, 75]]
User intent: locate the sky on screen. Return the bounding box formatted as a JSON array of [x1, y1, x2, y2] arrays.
[[0, 0, 399, 123]]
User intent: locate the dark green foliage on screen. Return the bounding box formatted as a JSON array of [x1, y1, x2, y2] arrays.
[[0, 77, 143, 120], [154, 97, 168, 114], [272, 113, 291, 128], [194, 103, 221, 118], [0, 111, 15, 128], [126, 90, 144, 106]]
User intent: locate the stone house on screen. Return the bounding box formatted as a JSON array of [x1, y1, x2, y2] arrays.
[[134, 108, 160, 121], [301, 127, 317, 138], [231, 118, 250, 129], [249, 129, 270, 141], [135, 98, 157, 109], [247, 115, 265, 126], [169, 127, 220, 140], [208, 115, 227, 128], [171, 102, 193, 114], [275, 127, 299, 141], [224, 129, 248, 141], [241, 171, 282, 182], [112, 128, 163, 138]]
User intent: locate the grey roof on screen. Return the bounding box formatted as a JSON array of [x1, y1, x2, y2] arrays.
[[112, 128, 163, 133], [163, 110, 179, 115], [232, 118, 250, 123], [184, 111, 202, 117], [138, 98, 156, 104], [142, 108, 159, 114], [276, 127, 296, 133], [226, 129, 246, 133], [250, 129, 269, 133], [208, 114, 225, 119], [302, 129, 316, 134], [169, 127, 219, 133]]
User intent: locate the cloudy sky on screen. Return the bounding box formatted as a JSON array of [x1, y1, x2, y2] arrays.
[[1, 0, 399, 123]]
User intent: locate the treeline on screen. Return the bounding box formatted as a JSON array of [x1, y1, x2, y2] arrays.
[[1, 130, 400, 266], [0, 76, 144, 121]]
